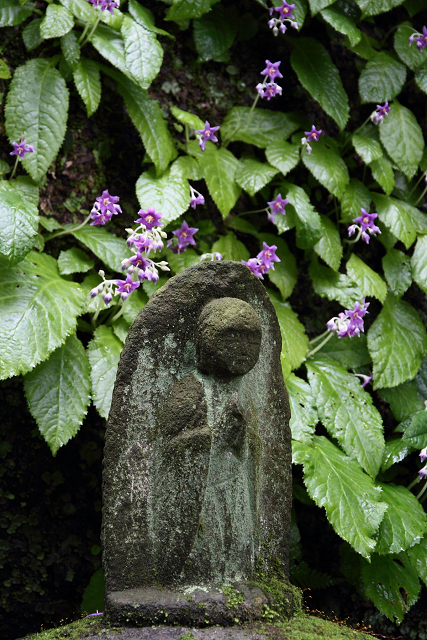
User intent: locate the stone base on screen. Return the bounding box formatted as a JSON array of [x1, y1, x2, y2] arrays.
[[104, 583, 285, 627]]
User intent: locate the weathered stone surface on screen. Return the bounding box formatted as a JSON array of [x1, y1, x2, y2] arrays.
[[102, 261, 292, 624]]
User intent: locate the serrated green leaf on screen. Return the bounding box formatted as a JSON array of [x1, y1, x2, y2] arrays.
[[121, 287, 148, 324], [59, 0, 123, 30], [128, 0, 173, 38], [91, 24, 129, 77], [320, 5, 361, 46], [0, 161, 10, 177], [291, 38, 349, 131], [379, 381, 425, 422], [221, 107, 304, 148], [112, 316, 130, 343], [136, 166, 189, 224], [308, 0, 335, 14], [302, 138, 349, 198], [360, 552, 420, 624], [416, 357, 427, 399], [375, 483, 427, 554], [143, 275, 168, 299], [412, 235, 427, 296], [211, 232, 249, 262], [317, 332, 371, 368], [0, 0, 32, 26], [235, 158, 278, 196], [80, 272, 103, 314], [121, 15, 163, 89], [88, 325, 122, 419], [345, 31, 378, 60], [382, 248, 412, 298], [340, 178, 371, 223], [355, 0, 406, 17], [73, 58, 101, 117], [166, 247, 201, 274], [0, 252, 85, 380], [0, 182, 39, 267], [170, 155, 202, 180], [307, 356, 384, 477], [368, 294, 427, 389], [402, 411, 427, 449], [314, 215, 342, 272], [39, 216, 62, 232], [352, 134, 383, 164], [24, 335, 90, 456], [22, 18, 42, 51], [165, 0, 219, 23], [40, 4, 74, 39], [406, 205, 427, 235], [287, 373, 318, 444], [379, 102, 423, 180], [403, 0, 425, 15], [346, 254, 387, 302], [193, 4, 237, 62], [271, 299, 308, 371], [381, 437, 415, 472], [415, 68, 427, 95], [71, 226, 132, 272], [373, 193, 416, 249], [292, 436, 387, 559], [5, 59, 69, 182], [394, 21, 425, 70], [259, 233, 297, 300], [61, 31, 80, 66], [407, 535, 427, 586], [58, 247, 94, 275], [309, 258, 363, 307], [0, 59, 11, 79], [265, 141, 300, 177], [170, 106, 204, 131], [284, 183, 323, 249], [369, 156, 395, 195], [359, 52, 406, 103]]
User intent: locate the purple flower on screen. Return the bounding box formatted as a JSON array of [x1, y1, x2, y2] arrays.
[[351, 208, 381, 244], [100, 0, 120, 13], [305, 125, 322, 142], [242, 258, 264, 279], [85, 612, 104, 617], [267, 193, 289, 221], [259, 82, 282, 100], [96, 190, 121, 216], [90, 202, 114, 225], [354, 373, 372, 387], [327, 300, 369, 339], [200, 252, 222, 261], [409, 26, 427, 50], [261, 60, 283, 81], [115, 274, 140, 300], [257, 242, 281, 270], [275, 1, 295, 19], [370, 102, 391, 125], [419, 465, 427, 479], [189, 185, 205, 209], [170, 220, 198, 252], [420, 447, 427, 463], [10, 138, 35, 159], [195, 121, 220, 151], [135, 207, 162, 230], [127, 251, 150, 272]]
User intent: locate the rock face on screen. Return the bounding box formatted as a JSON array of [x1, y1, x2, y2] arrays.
[[102, 261, 293, 625]]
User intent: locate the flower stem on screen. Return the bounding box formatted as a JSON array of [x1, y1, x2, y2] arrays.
[[409, 171, 426, 197], [83, 13, 102, 45], [44, 212, 92, 242], [308, 329, 330, 345], [416, 480, 427, 501], [408, 475, 421, 491], [10, 156, 20, 180], [340, 115, 372, 155], [306, 331, 334, 358], [109, 307, 124, 324], [414, 183, 427, 207], [78, 19, 91, 44], [237, 207, 269, 217]]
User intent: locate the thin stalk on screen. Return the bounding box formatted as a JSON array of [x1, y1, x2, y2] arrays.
[[306, 331, 333, 358], [340, 115, 372, 155], [223, 92, 260, 148], [409, 171, 426, 197], [10, 156, 20, 180], [237, 207, 268, 217], [414, 184, 427, 207], [83, 13, 102, 45], [408, 475, 421, 491], [45, 212, 92, 242], [78, 19, 91, 44], [416, 481, 427, 501], [109, 307, 124, 323], [345, 228, 362, 245], [308, 329, 329, 345]]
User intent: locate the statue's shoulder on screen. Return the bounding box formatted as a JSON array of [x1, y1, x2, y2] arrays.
[[158, 373, 208, 440]]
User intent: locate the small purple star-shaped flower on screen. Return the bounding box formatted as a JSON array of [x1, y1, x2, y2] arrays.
[[352, 208, 381, 244], [261, 60, 283, 81], [99, 0, 120, 13], [410, 26, 427, 50], [275, 1, 295, 19], [345, 299, 369, 336], [376, 102, 390, 118], [257, 242, 281, 270], [420, 447, 427, 463], [305, 125, 322, 142], [189, 185, 205, 209], [242, 258, 264, 279], [419, 465, 427, 479], [10, 138, 35, 159], [96, 190, 122, 215], [172, 220, 199, 251], [195, 121, 220, 151], [260, 83, 282, 100], [90, 210, 113, 226], [268, 193, 289, 215], [115, 274, 140, 300], [127, 251, 150, 272], [135, 207, 163, 230]]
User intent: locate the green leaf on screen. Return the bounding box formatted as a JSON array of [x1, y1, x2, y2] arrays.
[[286, 373, 318, 444], [0, 252, 85, 380], [40, 4, 74, 39], [143, 276, 168, 299], [368, 294, 427, 389], [379, 102, 424, 180], [211, 232, 249, 262], [259, 233, 297, 300], [320, 5, 361, 46], [283, 183, 323, 249], [112, 317, 130, 344], [136, 166, 189, 224], [88, 326, 122, 419], [412, 235, 427, 296], [313, 215, 342, 272], [121, 287, 148, 324], [24, 335, 90, 456], [346, 254, 387, 303], [265, 141, 300, 177], [340, 178, 371, 223], [0, 0, 32, 26], [381, 437, 415, 472], [375, 483, 427, 555], [307, 356, 384, 477], [59, 0, 123, 30], [39, 216, 62, 232], [22, 19, 42, 51], [193, 4, 237, 62], [352, 134, 382, 164], [5, 59, 69, 182], [403, 0, 426, 15], [0, 60, 10, 80], [382, 248, 412, 298], [166, 0, 219, 23], [360, 552, 420, 624], [0, 161, 10, 177], [345, 31, 379, 60], [302, 138, 349, 198], [91, 24, 129, 78], [61, 31, 80, 66], [188, 142, 241, 218], [166, 248, 201, 274], [291, 38, 349, 131], [221, 107, 304, 148], [170, 155, 202, 181], [170, 106, 204, 131], [309, 259, 363, 307], [73, 58, 101, 117], [235, 158, 278, 197], [71, 226, 131, 272], [355, 0, 406, 17], [408, 535, 427, 586], [369, 156, 395, 196], [292, 436, 387, 559], [0, 182, 39, 267], [358, 52, 406, 103], [415, 68, 427, 95], [317, 332, 371, 368], [308, 0, 335, 14], [394, 21, 425, 70], [128, 0, 173, 38], [379, 381, 425, 421], [402, 411, 427, 449], [58, 247, 94, 275], [121, 15, 163, 89], [372, 193, 416, 249], [270, 299, 308, 372]]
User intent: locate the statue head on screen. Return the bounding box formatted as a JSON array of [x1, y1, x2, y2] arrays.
[[195, 297, 262, 377]]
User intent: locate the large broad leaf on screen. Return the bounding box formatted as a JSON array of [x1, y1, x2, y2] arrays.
[[61, 31, 81, 66], [193, 4, 237, 62], [358, 52, 406, 103], [265, 141, 300, 177], [170, 106, 204, 131], [408, 535, 427, 586], [381, 437, 415, 472], [211, 232, 249, 262], [412, 235, 427, 296], [59, 0, 123, 30], [379, 102, 424, 180], [340, 178, 371, 223], [320, 5, 361, 46], [91, 24, 129, 78], [291, 38, 349, 131], [369, 156, 395, 196], [221, 107, 304, 148], [309, 259, 363, 308], [0, 181, 39, 267], [293, 436, 387, 559], [235, 158, 278, 196], [372, 193, 417, 249], [259, 233, 297, 300], [0, 0, 32, 26], [88, 326, 122, 419], [360, 552, 420, 624], [71, 226, 132, 272], [308, 0, 335, 14], [24, 335, 90, 456], [166, 0, 219, 22], [317, 333, 371, 368], [121, 15, 163, 89], [73, 58, 101, 117], [394, 21, 425, 70], [283, 183, 323, 249], [22, 19, 43, 51], [402, 411, 427, 449], [346, 254, 387, 302], [355, 0, 406, 17], [128, 0, 173, 38], [375, 483, 427, 554], [166, 248, 201, 274], [286, 373, 318, 444], [5, 59, 69, 181], [302, 138, 349, 198], [40, 4, 74, 39], [352, 134, 382, 164], [116, 76, 176, 174], [382, 248, 412, 298], [379, 381, 425, 422], [270, 299, 308, 374], [313, 215, 342, 271], [136, 166, 189, 224], [0, 252, 85, 380], [368, 294, 427, 389], [307, 356, 384, 478], [58, 247, 94, 275], [121, 288, 148, 324]]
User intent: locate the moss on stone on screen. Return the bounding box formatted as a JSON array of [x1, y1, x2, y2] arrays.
[[221, 585, 245, 610], [251, 557, 303, 621]]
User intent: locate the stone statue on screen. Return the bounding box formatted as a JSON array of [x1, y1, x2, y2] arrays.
[[102, 261, 293, 625]]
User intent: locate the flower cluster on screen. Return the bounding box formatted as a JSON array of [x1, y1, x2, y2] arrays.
[[301, 125, 322, 154], [167, 220, 199, 253], [348, 208, 381, 244], [370, 101, 390, 125], [200, 252, 222, 261], [88, 0, 120, 13], [268, 1, 298, 36], [267, 193, 289, 224], [327, 300, 369, 339], [90, 190, 122, 225], [195, 121, 220, 151], [242, 242, 280, 279], [10, 137, 35, 159], [420, 447, 427, 479], [256, 60, 283, 101], [189, 184, 205, 208], [409, 26, 427, 51]]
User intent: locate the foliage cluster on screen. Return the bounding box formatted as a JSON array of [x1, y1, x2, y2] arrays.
[[2, 0, 427, 626]]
